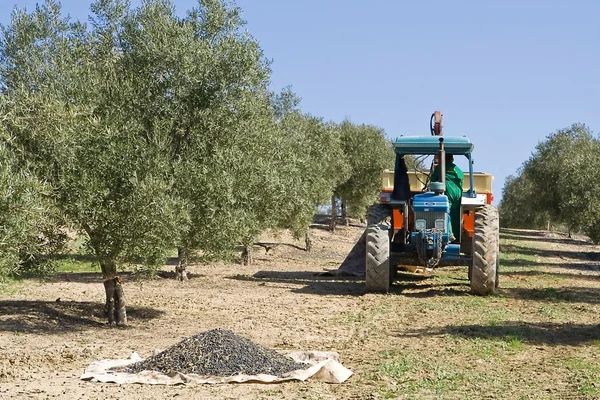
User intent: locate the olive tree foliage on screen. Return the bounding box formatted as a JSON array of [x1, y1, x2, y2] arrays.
[[101, 0, 286, 273], [552, 126, 600, 241], [558, 128, 600, 237], [499, 123, 600, 242], [0, 126, 63, 280], [105, 1, 346, 267], [270, 89, 350, 250], [0, 0, 183, 276], [334, 120, 395, 219], [498, 170, 551, 229], [521, 124, 600, 235]]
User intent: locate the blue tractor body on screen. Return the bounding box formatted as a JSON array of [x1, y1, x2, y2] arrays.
[[382, 134, 478, 268], [410, 192, 459, 266]]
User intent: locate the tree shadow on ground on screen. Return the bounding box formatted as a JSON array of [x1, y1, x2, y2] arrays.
[[501, 229, 548, 238], [232, 243, 307, 254], [155, 270, 205, 280], [308, 224, 331, 232], [42, 270, 204, 284], [391, 280, 470, 298], [395, 321, 600, 346], [500, 243, 600, 264], [311, 213, 366, 231], [228, 270, 469, 297], [41, 271, 122, 284], [254, 242, 307, 252], [499, 258, 599, 272], [502, 270, 600, 282], [0, 300, 164, 334], [46, 271, 138, 284], [228, 271, 365, 296], [499, 286, 600, 304]]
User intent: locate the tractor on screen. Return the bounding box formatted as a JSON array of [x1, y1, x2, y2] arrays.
[[361, 111, 499, 295]]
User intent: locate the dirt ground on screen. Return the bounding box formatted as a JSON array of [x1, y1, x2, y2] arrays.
[[2, 221, 600, 399]]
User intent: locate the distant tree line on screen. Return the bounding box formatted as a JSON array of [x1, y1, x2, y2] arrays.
[[499, 123, 600, 243], [0, 0, 393, 324]]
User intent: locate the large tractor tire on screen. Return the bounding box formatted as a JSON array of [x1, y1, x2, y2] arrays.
[[365, 204, 392, 293], [470, 205, 499, 296]]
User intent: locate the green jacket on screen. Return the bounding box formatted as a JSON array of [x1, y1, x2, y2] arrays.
[[431, 161, 464, 237], [431, 162, 464, 202]]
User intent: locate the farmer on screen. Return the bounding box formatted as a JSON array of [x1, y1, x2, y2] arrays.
[[430, 154, 464, 241]]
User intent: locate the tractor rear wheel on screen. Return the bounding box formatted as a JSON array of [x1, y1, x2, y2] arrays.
[[365, 204, 392, 293], [470, 205, 499, 296]]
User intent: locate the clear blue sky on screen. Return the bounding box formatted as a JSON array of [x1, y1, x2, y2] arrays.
[[2, 1, 598, 203]]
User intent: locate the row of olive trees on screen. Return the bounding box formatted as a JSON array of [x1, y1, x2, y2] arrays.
[[0, 0, 393, 324], [499, 123, 600, 242]]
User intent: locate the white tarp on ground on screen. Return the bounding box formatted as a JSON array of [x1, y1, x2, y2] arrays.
[[80, 351, 353, 385]]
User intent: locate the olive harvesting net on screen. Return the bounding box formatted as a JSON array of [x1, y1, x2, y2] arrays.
[[81, 328, 353, 385]]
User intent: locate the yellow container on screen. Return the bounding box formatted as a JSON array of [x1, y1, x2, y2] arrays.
[[466, 173, 494, 194], [382, 169, 494, 194]]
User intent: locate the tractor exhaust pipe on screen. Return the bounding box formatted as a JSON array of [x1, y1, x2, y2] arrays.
[[439, 137, 446, 187]]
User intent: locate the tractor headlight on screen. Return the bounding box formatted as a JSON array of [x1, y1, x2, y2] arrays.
[[415, 219, 426, 231], [435, 219, 445, 231]]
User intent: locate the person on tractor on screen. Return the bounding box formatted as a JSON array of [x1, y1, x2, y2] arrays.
[[430, 154, 464, 241]]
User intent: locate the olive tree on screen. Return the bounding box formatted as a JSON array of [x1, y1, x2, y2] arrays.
[[94, 0, 283, 277], [0, 0, 181, 325], [524, 124, 599, 235], [498, 169, 551, 229], [109, 0, 330, 272], [549, 125, 600, 237], [332, 120, 395, 227], [499, 123, 600, 240], [270, 89, 349, 250]]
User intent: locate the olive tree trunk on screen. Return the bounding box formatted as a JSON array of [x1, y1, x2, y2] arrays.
[[175, 247, 189, 281], [305, 230, 313, 252], [341, 200, 349, 226], [241, 245, 252, 266], [100, 259, 127, 326], [329, 194, 337, 232]]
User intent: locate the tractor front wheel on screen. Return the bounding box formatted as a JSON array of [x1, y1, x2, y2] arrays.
[[470, 205, 499, 296], [365, 205, 392, 293]]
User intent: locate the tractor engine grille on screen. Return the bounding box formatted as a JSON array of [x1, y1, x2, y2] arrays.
[[414, 211, 446, 230]]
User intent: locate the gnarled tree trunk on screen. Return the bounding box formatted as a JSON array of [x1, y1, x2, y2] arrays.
[[84, 226, 127, 327], [175, 247, 189, 281], [100, 259, 127, 326]]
